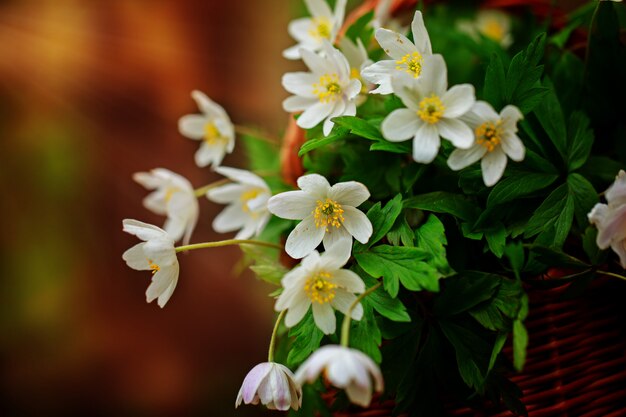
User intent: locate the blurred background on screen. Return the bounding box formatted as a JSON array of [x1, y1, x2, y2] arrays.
[[0, 0, 302, 415]]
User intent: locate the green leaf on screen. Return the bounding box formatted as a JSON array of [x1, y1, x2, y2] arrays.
[[287, 312, 324, 367], [485, 223, 507, 258], [513, 319, 528, 372], [415, 214, 451, 274], [298, 127, 350, 156], [504, 242, 525, 280], [488, 332, 508, 374], [369, 140, 411, 154], [483, 53, 506, 110], [470, 276, 524, 331], [350, 299, 382, 363], [582, 226, 606, 265], [487, 172, 559, 207], [534, 80, 567, 162], [356, 194, 403, 249], [354, 245, 441, 297], [387, 215, 415, 247], [566, 112, 594, 171], [505, 33, 547, 113], [404, 192, 480, 222], [364, 277, 410, 322], [528, 245, 589, 269], [344, 10, 374, 44], [332, 116, 383, 141], [524, 184, 569, 239], [434, 272, 500, 317], [567, 173, 598, 227]]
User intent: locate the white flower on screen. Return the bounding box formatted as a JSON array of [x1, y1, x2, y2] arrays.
[[178, 90, 235, 168], [235, 362, 302, 411], [206, 166, 271, 239], [283, 0, 347, 60], [588, 170, 626, 268], [133, 168, 199, 245], [447, 101, 525, 187], [267, 174, 372, 259], [339, 36, 374, 104], [458, 9, 513, 49], [122, 219, 179, 308], [381, 54, 475, 164], [362, 11, 439, 95], [275, 248, 365, 334], [283, 41, 361, 136], [295, 345, 383, 407]]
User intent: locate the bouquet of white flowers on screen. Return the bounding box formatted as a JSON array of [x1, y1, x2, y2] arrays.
[[122, 0, 626, 415]]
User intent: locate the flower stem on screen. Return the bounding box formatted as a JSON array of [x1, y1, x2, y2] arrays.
[[175, 239, 282, 253], [235, 125, 281, 147], [193, 179, 230, 197], [596, 270, 626, 282], [340, 282, 383, 348], [268, 310, 287, 362]]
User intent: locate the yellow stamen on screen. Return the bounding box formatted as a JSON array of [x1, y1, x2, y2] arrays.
[[204, 122, 226, 145], [350, 67, 368, 94], [417, 95, 445, 124], [313, 74, 342, 103], [475, 121, 503, 152], [313, 198, 345, 231], [396, 52, 423, 78], [304, 271, 337, 304], [240, 188, 263, 217], [164, 187, 179, 203], [148, 260, 160, 275], [308, 17, 332, 40], [481, 21, 505, 42]]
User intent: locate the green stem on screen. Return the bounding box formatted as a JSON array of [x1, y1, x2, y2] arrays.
[[175, 239, 282, 253], [340, 282, 383, 347], [268, 310, 287, 362], [193, 179, 230, 197], [596, 270, 626, 282], [235, 125, 281, 146]]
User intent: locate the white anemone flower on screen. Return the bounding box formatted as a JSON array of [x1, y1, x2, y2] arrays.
[[178, 90, 235, 168], [447, 101, 525, 187], [206, 166, 271, 239], [235, 362, 302, 411], [122, 219, 179, 308], [133, 168, 199, 245], [588, 170, 626, 268], [295, 345, 384, 407], [267, 174, 372, 259], [283, 0, 347, 60], [283, 41, 361, 136], [458, 9, 513, 49], [381, 54, 475, 163], [339, 37, 374, 104], [362, 11, 439, 95], [275, 248, 365, 334]]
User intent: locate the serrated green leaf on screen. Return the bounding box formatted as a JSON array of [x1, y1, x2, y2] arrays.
[[567, 173, 598, 226], [404, 192, 480, 222], [528, 245, 589, 269], [287, 311, 324, 367], [415, 214, 451, 274], [349, 299, 382, 363], [387, 215, 415, 247], [504, 242, 525, 280], [534, 80, 567, 162], [567, 112, 594, 171], [524, 184, 568, 238], [354, 245, 440, 297], [485, 223, 507, 258], [361, 273, 410, 322], [298, 127, 350, 156], [483, 53, 506, 110], [355, 194, 403, 250], [470, 276, 523, 331], [440, 320, 491, 390], [434, 272, 500, 317], [332, 116, 383, 141], [487, 172, 559, 207]]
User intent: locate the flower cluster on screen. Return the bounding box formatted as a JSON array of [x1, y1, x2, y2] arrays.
[[120, 0, 626, 415]]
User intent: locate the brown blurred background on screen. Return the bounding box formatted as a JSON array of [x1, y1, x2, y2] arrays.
[[0, 0, 302, 415]]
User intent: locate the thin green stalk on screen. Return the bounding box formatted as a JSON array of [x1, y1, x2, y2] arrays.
[[235, 125, 281, 146], [340, 282, 383, 347], [194, 178, 230, 197], [596, 270, 626, 282], [268, 310, 287, 362], [175, 239, 282, 253]]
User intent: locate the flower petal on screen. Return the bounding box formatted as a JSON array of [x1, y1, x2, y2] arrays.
[[178, 114, 206, 140], [375, 28, 415, 60], [417, 54, 447, 95], [268, 191, 317, 220], [283, 291, 311, 328], [442, 84, 475, 118], [283, 95, 318, 112], [322, 226, 353, 255], [212, 204, 248, 233], [361, 60, 396, 95], [282, 72, 317, 97], [332, 269, 366, 293], [156, 266, 179, 308], [191, 90, 229, 120], [438, 118, 474, 149], [301, 47, 331, 75], [214, 166, 268, 189], [122, 219, 169, 241], [146, 264, 178, 306], [286, 215, 326, 259], [331, 290, 363, 320], [312, 302, 336, 334], [481, 148, 507, 187], [297, 174, 331, 197], [341, 206, 373, 244], [382, 108, 420, 142], [297, 101, 334, 130], [122, 243, 150, 271], [305, 0, 332, 18], [239, 363, 273, 405], [207, 183, 246, 204], [500, 105, 523, 132], [411, 11, 432, 54], [501, 132, 525, 161], [328, 181, 370, 207], [345, 381, 373, 407], [447, 145, 486, 170], [461, 100, 498, 128], [412, 123, 441, 163]]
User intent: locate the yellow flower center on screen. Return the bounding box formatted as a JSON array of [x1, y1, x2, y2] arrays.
[[475, 121, 503, 152], [350, 67, 368, 94], [148, 260, 160, 275], [313, 74, 342, 103], [240, 188, 263, 217], [417, 95, 446, 124], [396, 52, 423, 78], [304, 271, 337, 304], [313, 198, 345, 230], [204, 122, 226, 145], [309, 17, 332, 40], [481, 21, 505, 42]]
